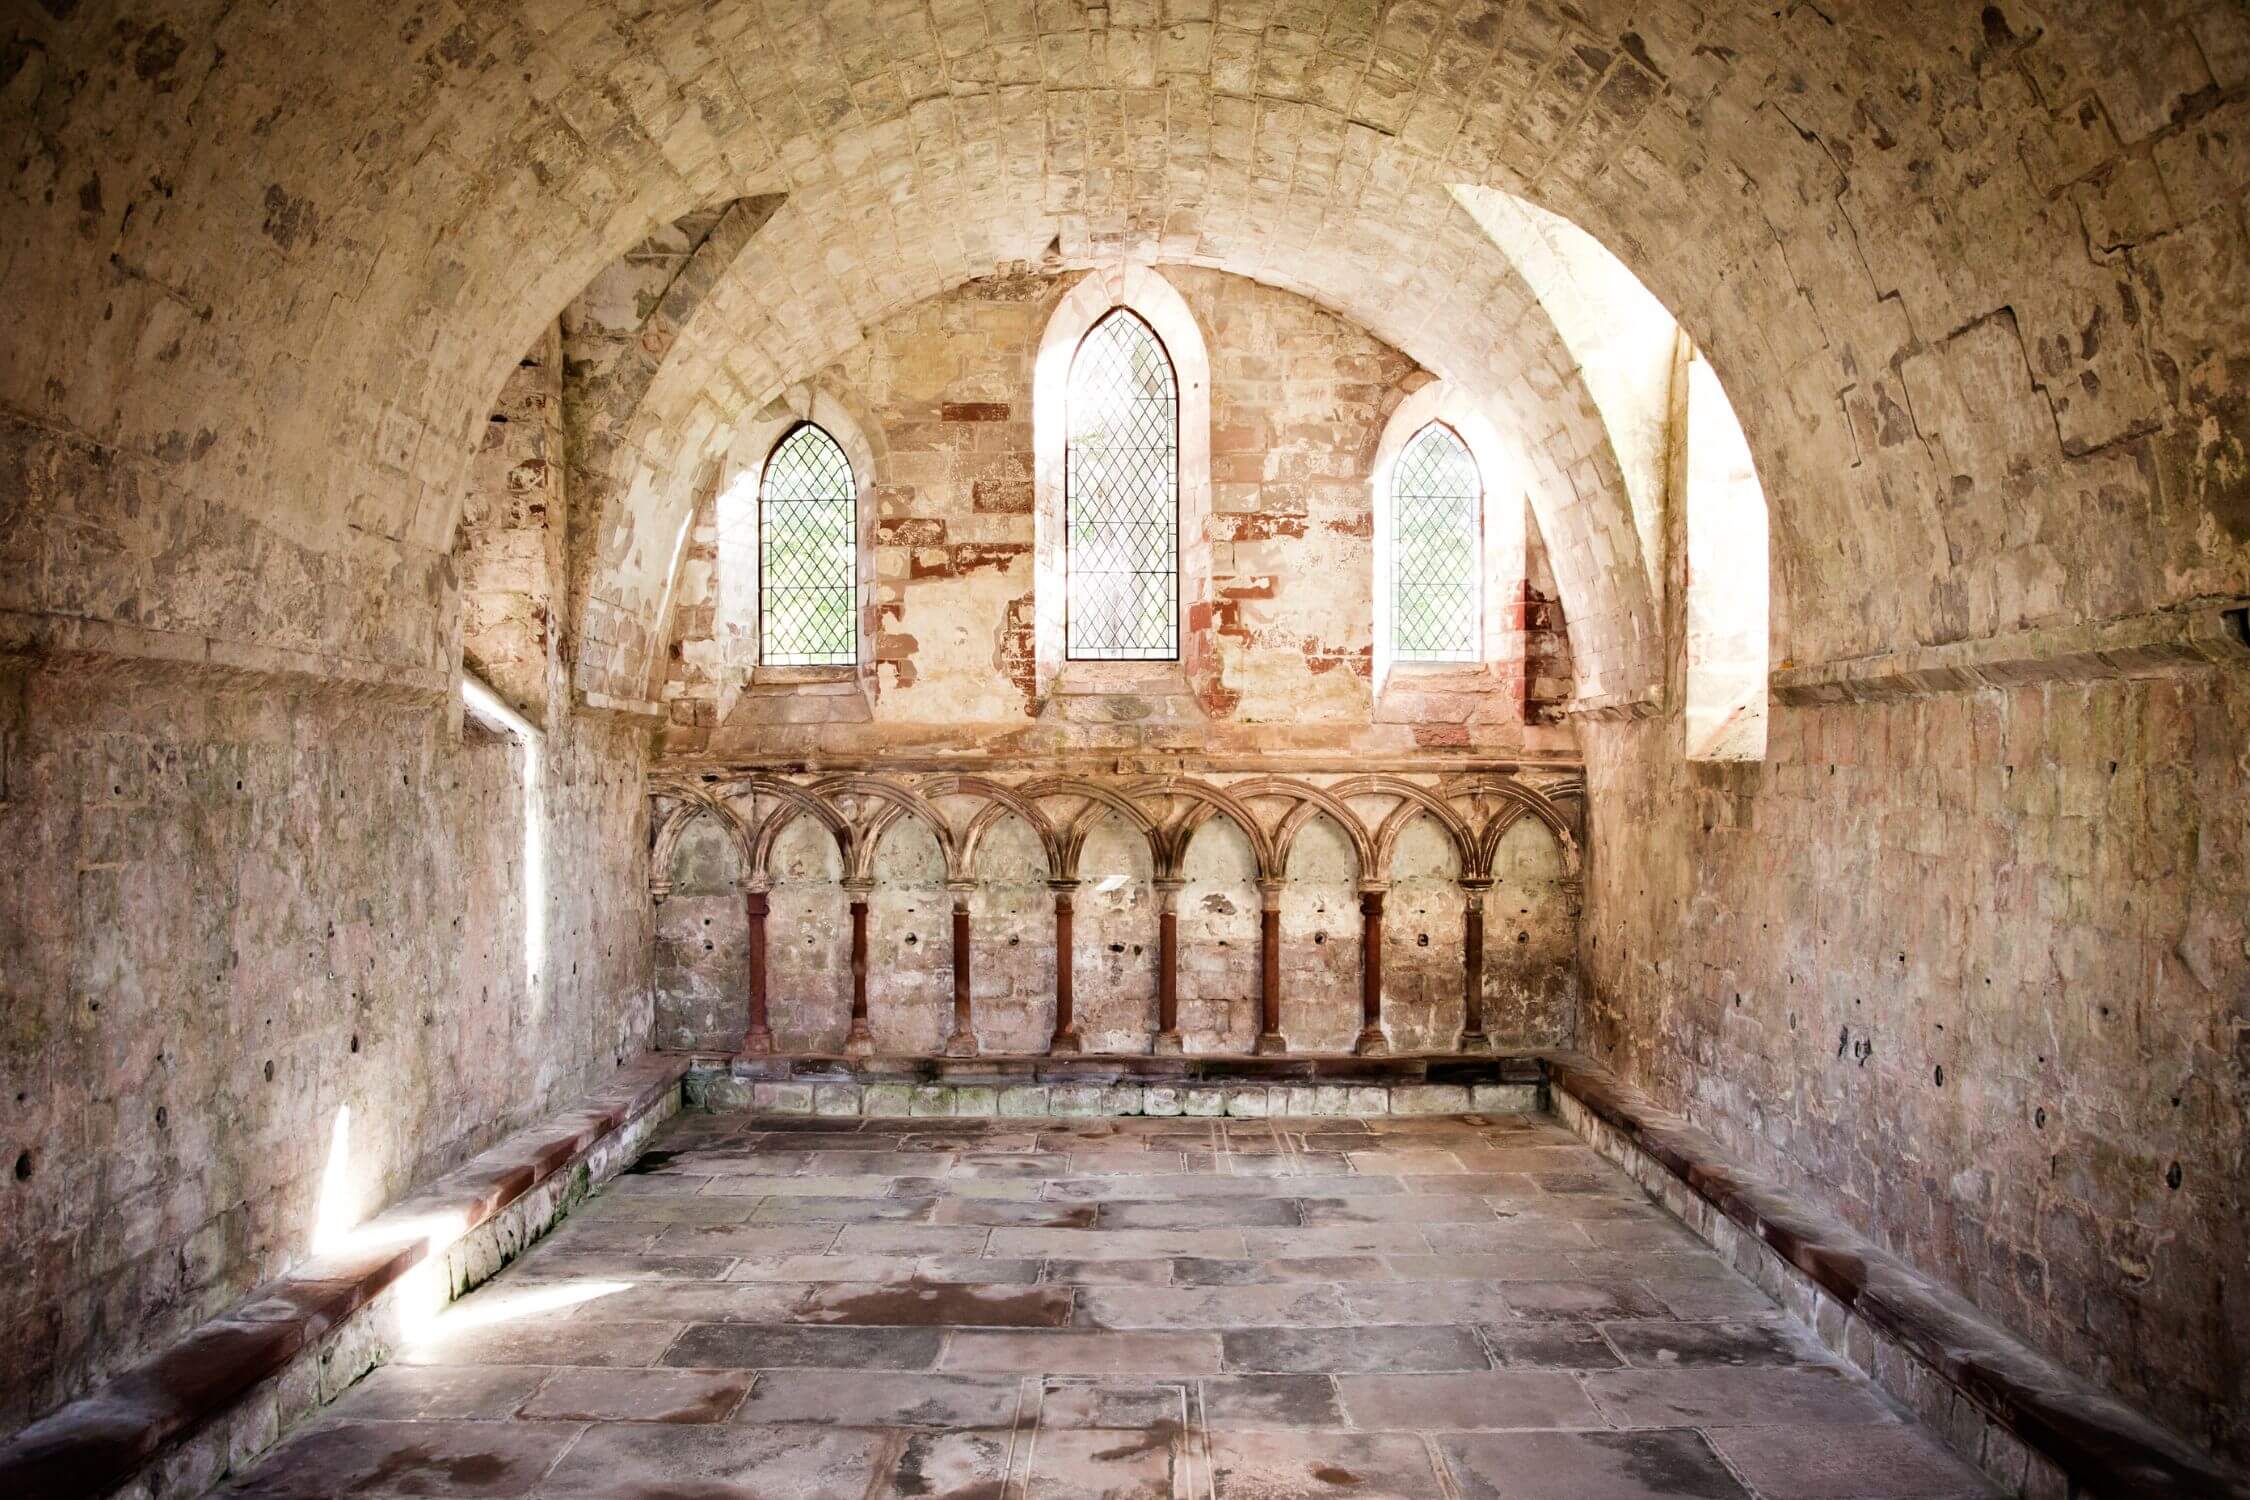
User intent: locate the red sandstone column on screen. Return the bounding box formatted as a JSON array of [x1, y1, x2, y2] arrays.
[[1355, 882, 1390, 1056], [944, 879, 977, 1057], [842, 877, 875, 1057], [1255, 878, 1286, 1055], [742, 877, 774, 1056], [1050, 879, 1081, 1054], [1458, 876, 1491, 1053], [1152, 877, 1185, 1055]]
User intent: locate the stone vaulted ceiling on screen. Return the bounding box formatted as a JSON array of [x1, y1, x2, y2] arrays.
[[3, 0, 2244, 702]]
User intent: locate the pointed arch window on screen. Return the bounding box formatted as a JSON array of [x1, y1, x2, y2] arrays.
[[758, 422, 858, 666], [1387, 421, 1483, 662], [1066, 309, 1179, 661]]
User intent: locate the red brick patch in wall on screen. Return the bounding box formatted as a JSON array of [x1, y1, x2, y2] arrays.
[[973, 478, 1034, 513]]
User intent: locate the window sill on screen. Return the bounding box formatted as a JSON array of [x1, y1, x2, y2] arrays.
[[1040, 660, 1204, 722], [1375, 659, 1497, 692], [748, 664, 862, 691]]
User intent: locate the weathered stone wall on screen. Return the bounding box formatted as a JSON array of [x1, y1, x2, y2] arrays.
[[1580, 682, 2250, 1463], [650, 768, 1580, 1059], [0, 664, 653, 1432], [655, 266, 1576, 759]]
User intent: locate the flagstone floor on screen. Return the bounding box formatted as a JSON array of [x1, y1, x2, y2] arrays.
[[223, 1111, 1996, 1498]]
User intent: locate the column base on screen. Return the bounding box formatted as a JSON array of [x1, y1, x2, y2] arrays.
[[1354, 1026, 1391, 1057], [738, 1027, 774, 1057], [1457, 1030, 1492, 1054], [842, 1023, 876, 1059], [1050, 1029, 1083, 1055], [1253, 1031, 1288, 1056], [942, 1031, 979, 1058], [1151, 1030, 1186, 1056]]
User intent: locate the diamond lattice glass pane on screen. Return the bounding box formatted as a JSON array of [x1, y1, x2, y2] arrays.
[[1067, 309, 1179, 660], [760, 423, 858, 665], [1390, 422, 1481, 662]]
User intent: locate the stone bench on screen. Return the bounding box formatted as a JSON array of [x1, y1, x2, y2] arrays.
[[0, 1055, 689, 1500], [1544, 1052, 2249, 1500]]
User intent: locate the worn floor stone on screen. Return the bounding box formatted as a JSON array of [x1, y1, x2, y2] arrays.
[[224, 1113, 1996, 1497]]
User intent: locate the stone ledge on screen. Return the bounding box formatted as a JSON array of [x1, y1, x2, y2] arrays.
[[1771, 601, 2250, 705], [0, 608, 450, 703], [576, 687, 669, 720], [0, 1055, 689, 1500], [1545, 1052, 2249, 1500], [1562, 684, 1661, 721], [687, 1054, 1546, 1119], [703, 1051, 1548, 1085]]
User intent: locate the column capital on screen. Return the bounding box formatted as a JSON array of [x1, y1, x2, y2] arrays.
[[1258, 878, 1284, 911], [646, 879, 672, 903], [945, 879, 978, 898], [1357, 880, 1391, 898], [841, 876, 876, 897], [1457, 875, 1494, 891], [1047, 877, 1081, 895], [746, 872, 772, 895]]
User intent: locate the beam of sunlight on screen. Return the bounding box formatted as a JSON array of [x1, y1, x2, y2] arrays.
[[1684, 351, 1771, 761], [461, 671, 546, 998], [311, 1104, 355, 1254], [409, 1278, 633, 1348]]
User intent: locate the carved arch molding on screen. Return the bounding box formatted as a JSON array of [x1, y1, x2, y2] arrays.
[[647, 764, 1583, 1059], [649, 768, 1583, 890]]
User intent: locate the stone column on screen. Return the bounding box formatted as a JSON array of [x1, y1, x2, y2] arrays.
[[842, 877, 875, 1057], [1050, 879, 1081, 1054], [742, 876, 774, 1056], [1457, 877, 1492, 1053], [1355, 881, 1390, 1056], [1152, 877, 1186, 1055], [944, 879, 977, 1057], [1255, 879, 1286, 1055]]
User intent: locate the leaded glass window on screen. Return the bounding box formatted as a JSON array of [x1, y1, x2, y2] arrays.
[[758, 423, 857, 666], [1066, 309, 1179, 660], [1389, 422, 1482, 662]]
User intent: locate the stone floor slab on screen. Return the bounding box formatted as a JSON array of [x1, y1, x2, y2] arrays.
[[534, 1422, 889, 1497], [1440, 1429, 1751, 1499], [942, 1330, 1224, 1374], [1222, 1324, 1491, 1373], [1704, 1422, 2000, 1498], [517, 1366, 752, 1423], [221, 1113, 1984, 1500], [219, 1420, 575, 1498], [1583, 1367, 1900, 1428], [1336, 1371, 1607, 1431], [1211, 1429, 1445, 1498], [729, 1371, 1021, 1428], [661, 1323, 945, 1370]]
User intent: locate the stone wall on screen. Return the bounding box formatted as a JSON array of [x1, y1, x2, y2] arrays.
[[1578, 674, 2250, 1466], [0, 662, 654, 1432], [654, 266, 1576, 760], [651, 767, 1580, 1059]]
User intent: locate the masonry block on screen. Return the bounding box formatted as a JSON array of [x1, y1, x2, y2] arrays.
[[750, 1083, 813, 1116], [1389, 1084, 1470, 1115], [814, 1084, 864, 1117], [997, 1086, 1050, 1117], [863, 1084, 915, 1118]]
